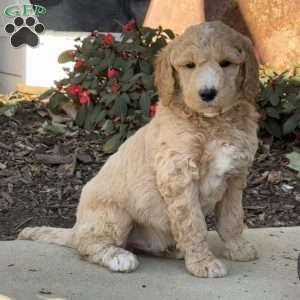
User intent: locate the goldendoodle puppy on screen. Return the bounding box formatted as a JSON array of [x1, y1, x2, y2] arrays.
[[18, 21, 259, 278]]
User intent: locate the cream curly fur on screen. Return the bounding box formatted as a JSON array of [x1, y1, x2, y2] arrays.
[[18, 21, 259, 278]]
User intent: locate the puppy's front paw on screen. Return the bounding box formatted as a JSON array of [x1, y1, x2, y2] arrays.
[[223, 238, 258, 262], [103, 249, 139, 273], [185, 256, 227, 278]]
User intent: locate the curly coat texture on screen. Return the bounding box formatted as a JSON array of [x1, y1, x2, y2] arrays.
[[18, 21, 259, 278]]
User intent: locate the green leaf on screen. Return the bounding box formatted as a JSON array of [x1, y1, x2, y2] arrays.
[[75, 105, 88, 127], [104, 49, 116, 66], [264, 118, 282, 138], [88, 57, 102, 65], [102, 93, 118, 104], [269, 90, 280, 106], [129, 92, 140, 100], [141, 75, 154, 90], [143, 29, 157, 45], [126, 130, 136, 138], [70, 73, 87, 84], [140, 92, 151, 116], [281, 102, 296, 114], [41, 121, 70, 136], [120, 68, 134, 82], [129, 73, 143, 83], [265, 68, 276, 77], [81, 80, 92, 89], [282, 113, 300, 135], [55, 78, 70, 86], [285, 93, 299, 105], [90, 78, 99, 90], [86, 73, 95, 80], [119, 123, 128, 137], [139, 60, 153, 74], [163, 29, 175, 39], [90, 105, 106, 128], [101, 119, 114, 135], [84, 104, 95, 129], [48, 93, 69, 111], [103, 133, 122, 153], [265, 107, 280, 119], [96, 60, 109, 72], [39, 88, 55, 100], [286, 152, 300, 175], [121, 82, 135, 92], [151, 37, 168, 53], [58, 50, 75, 64], [113, 57, 127, 70], [112, 94, 129, 119], [121, 31, 136, 43]]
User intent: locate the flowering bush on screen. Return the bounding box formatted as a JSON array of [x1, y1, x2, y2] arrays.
[[258, 64, 300, 138], [41, 22, 175, 153]]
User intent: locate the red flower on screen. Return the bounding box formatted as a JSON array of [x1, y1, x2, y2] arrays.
[[111, 80, 121, 93], [255, 111, 263, 122], [103, 34, 114, 45], [122, 20, 135, 32], [75, 59, 85, 70], [67, 84, 82, 95], [150, 104, 156, 117], [107, 68, 119, 79], [112, 116, 121, 123], [79, 90, 91, 105]]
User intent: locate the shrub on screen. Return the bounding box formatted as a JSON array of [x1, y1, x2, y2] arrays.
[[42, 22, 300, 150], [41, 21, 175, 153], [258, 65, 300, 138]]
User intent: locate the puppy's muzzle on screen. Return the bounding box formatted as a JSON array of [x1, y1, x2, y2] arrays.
[[199, 88, 218, 102]]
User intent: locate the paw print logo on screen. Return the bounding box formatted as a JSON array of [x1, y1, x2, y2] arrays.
[[5, 16, 45, 48]]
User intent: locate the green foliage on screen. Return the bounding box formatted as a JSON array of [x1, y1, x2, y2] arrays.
[[258, 64, 300, 138], [44, 21, 300, 151], [44, 22, 175, 153], [286, 151, 300, 176]]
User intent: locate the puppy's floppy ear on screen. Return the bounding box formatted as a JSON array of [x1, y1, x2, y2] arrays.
[[240, 36, 259, 103], [154, 44, 176, 106]]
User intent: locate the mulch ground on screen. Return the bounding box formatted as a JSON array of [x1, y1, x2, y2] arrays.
[[0, 100, 300, 240]]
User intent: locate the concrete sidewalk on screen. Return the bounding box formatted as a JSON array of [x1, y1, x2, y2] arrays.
[[0, 227, 299, 300]]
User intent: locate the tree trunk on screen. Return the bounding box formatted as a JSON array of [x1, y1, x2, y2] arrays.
[[143, 0, 205, 34], [144, 0, 300, 72], [238, 0, 300, 72]]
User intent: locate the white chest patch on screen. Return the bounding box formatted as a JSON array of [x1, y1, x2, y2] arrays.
[[213, 144, 238, 176], [200, 143, 241, 214]]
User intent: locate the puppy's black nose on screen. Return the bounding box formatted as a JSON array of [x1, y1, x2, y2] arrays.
[[199, 88, 217, 102]]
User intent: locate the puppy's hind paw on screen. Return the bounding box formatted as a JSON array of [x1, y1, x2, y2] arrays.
[[186, 257, 227, 278], [223, 238, 258, 262]]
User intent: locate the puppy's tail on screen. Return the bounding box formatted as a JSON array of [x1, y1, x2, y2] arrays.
[[17, 226, 74, 248]]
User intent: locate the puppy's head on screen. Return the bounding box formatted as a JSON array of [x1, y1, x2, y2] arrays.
[[155, 21, 258, 115]]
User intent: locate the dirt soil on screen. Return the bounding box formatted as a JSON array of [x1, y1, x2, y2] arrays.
[[1, 101, 300, 240]]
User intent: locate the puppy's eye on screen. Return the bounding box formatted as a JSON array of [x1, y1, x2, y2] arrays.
[[185, 62, 195, 69], [219, 60, 232, 68]]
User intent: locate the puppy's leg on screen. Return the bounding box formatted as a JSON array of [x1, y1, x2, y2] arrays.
[[74, 203, 139, 273], [127, 225, 184, 259], [156, 154, 227, 278], [215, 176, 258, 261]]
